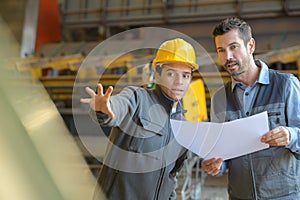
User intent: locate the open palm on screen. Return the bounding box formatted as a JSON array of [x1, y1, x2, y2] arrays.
[[80, 83, 115, 118]]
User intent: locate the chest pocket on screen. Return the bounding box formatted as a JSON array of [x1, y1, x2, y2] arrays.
[[267, 110, 286, 129], [140, 117, 165, 136], [128, 117, 166, 154]]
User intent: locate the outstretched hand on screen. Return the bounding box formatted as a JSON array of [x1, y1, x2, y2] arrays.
[[80, 83, 115, 118]]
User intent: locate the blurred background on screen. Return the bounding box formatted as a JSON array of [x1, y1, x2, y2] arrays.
[[0, 0, 299, 199]]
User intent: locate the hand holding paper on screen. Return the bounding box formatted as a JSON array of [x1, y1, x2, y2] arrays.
[[170, 111, 270, 160]]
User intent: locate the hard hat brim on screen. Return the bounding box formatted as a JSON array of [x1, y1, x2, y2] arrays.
[[153, 61, 199, 71]]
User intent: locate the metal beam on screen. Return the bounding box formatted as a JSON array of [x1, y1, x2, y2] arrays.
[[20, 0, 39, 57]]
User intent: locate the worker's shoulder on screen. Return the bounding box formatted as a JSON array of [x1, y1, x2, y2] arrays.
[[120, 85, 151, 97]]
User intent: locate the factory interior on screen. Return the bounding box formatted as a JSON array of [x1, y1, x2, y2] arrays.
[[0, 0, 299, 199]]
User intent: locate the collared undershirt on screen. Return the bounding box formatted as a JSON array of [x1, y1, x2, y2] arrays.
[[235, 82, 258, 116], [233, 60, 268, 117], [172, 101, 178, 114]]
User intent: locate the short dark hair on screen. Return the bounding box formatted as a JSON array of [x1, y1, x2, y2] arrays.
[[155, 64, 165, 75], [213, 17, 252, 45]]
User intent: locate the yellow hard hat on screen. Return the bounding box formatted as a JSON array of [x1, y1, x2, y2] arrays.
[[153, 38, 199, 71]]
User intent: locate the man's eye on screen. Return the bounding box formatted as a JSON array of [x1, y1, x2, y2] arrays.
[[217, 49, 225, 53], [231, 45, 238, 49], [167, 71, 176, 77], [183, 74, 191, 79]]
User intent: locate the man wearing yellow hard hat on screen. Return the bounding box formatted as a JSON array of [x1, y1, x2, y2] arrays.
[[81, 38, 198, 200]]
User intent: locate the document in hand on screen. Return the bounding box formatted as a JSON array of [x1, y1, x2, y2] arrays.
[[170, 111, 270, 160]]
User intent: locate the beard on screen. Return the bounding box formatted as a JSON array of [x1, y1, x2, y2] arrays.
[[231, 67, 245, 77], [224, 59, 248, 77]]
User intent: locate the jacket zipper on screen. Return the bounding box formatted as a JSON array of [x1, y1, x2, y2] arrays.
[[154, 111, 173, 199]]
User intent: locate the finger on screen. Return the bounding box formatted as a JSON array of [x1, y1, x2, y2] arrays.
[[107, 110, 115, 119], [262, 133, 289, 146], [106, 101, 115, 118], [205, 164, 220, 176], [216, 158, 223, 165], [97, 83, 104, 95], [203, 158, 222, 166], [85, 87, 96, 97], [201, 158, 216, 167], [80, 98, 90, 104], [261, 128, 280, 142], [202, 158, 223, 176], [209, 168, 220, 176], [261, 126, 287, 143], [272, 132, 289, 146], [105, 86, 114, 97]]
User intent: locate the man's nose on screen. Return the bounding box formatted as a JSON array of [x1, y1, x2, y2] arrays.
[[174, 74, 184, 84], [225, 50, 233, 60]]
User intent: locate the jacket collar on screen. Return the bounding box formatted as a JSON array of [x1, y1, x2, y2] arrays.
[[231, 60, 270, 91], [153, 85, 186, 117]]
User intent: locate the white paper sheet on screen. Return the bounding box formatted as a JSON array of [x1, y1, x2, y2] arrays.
[[171, 111, 270, 160]]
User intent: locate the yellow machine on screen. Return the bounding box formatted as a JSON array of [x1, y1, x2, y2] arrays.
[[183, 79, 208, 122]]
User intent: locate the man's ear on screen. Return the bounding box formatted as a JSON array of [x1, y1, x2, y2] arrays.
[[153, 67, 160, 82], [248, 38, 255, 54], [153, 66, 160, 79]]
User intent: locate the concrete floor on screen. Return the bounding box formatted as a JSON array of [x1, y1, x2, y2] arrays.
[[178, 174, 228, 200], [200, 175, 228, 200], [175, 158, 228, 200]]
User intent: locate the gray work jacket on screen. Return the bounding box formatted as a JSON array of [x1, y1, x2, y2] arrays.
[[211, 64, 300, 199], [93, 85, 187, 200]]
